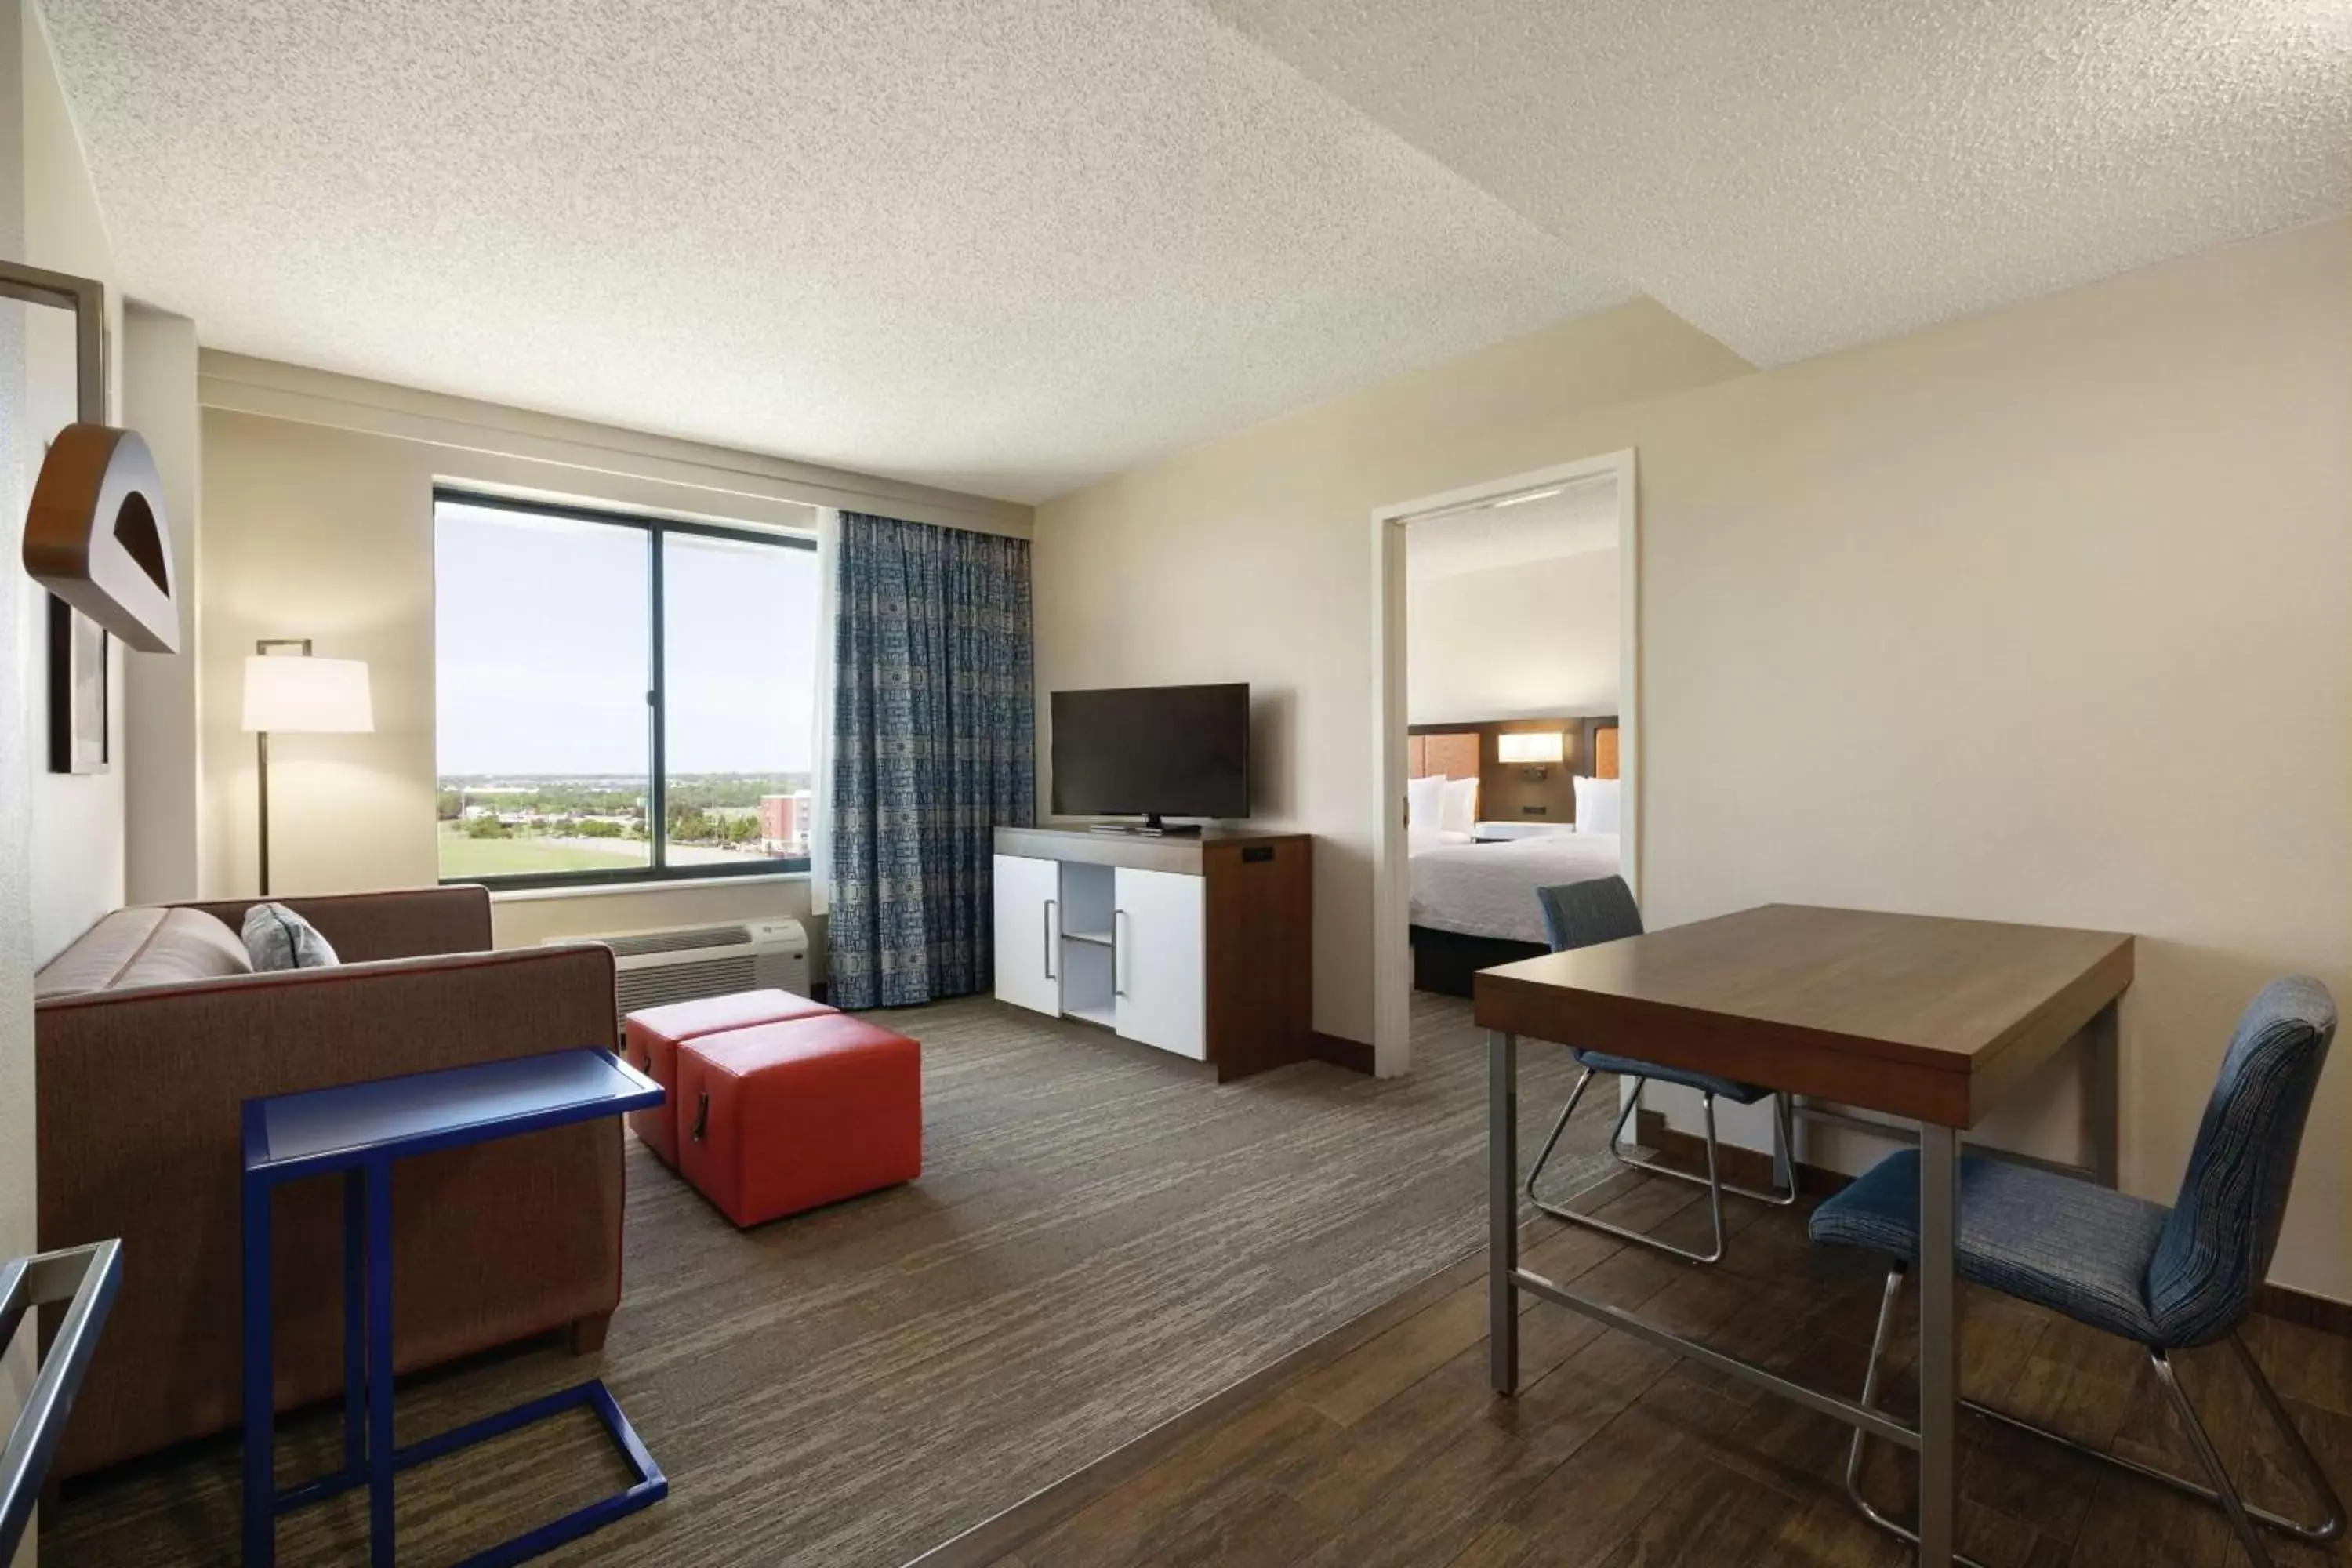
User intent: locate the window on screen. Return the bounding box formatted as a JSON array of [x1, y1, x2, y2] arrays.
[[434, 490, 820, 887]]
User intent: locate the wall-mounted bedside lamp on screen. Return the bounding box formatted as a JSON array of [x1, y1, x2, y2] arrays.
[[1497, 730, 1566, 779], [242, 640, 373, 895]]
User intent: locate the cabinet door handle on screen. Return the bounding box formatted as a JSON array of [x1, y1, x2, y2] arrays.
[[1044, 898, 1058, 980], [1112, 908, 1128, 996]]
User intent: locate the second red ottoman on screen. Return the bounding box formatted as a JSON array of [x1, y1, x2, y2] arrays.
[[675, 1014, 922, 1228], [621, 989, 835, 1166]]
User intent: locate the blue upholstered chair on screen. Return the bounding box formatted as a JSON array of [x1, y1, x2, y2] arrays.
[[1813, 977, 2343, 1567], [1524, 877, 1796, 1265]]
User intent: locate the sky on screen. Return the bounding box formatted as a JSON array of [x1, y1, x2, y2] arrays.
[[435, 499, 819, 778]]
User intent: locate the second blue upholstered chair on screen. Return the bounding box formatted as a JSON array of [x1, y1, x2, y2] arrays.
[[1525, 877, 1796, 1264], [1813, 976, 2343, 1567]]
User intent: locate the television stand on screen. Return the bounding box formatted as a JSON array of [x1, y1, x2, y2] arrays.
[[1085, 816, 1202, 837], [992, 826, 1316, 1080]]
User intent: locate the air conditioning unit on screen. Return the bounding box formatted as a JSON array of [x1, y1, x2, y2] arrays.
[[550, 918, 811, 1028]]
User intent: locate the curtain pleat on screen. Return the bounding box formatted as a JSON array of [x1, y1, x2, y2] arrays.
[[828, 514, 1033, 1009]]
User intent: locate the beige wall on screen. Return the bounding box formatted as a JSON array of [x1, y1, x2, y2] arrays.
[[1036, 299, 1752, 1037], [20, 0, 122, 967], [121, 306, 201, 903], [1406, 547, 1617, 725], [1034, 220, 2352, 1301], [198, 358, 1026, 950]]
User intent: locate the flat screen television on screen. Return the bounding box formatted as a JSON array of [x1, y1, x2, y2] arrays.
[[1050, 683, 1250, 831]]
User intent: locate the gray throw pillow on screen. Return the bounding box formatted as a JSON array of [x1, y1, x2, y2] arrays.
[[241, 902, 340, 972]]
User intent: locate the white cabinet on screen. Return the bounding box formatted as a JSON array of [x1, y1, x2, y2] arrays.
[[1112, 866, 1207, 1060], [990, 827, 1315, 1080], [992, 852, 1061, 1016]]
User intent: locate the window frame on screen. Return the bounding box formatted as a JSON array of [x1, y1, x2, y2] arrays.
[[433, 486, 819, 891]]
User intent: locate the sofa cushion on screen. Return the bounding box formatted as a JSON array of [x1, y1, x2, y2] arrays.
[[242, 902, 341, 971], [35, 907, 255, 998]]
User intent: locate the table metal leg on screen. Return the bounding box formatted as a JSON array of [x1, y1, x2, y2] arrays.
[[1489, 1029, 1519, 1396], [2087, 1000, 2120, 1189], [365, 1159, 394, 1568], [1771, 1093, 1796, 1197], [241, 1174, 274, 1568], [1916, 1126, 1959, 1566]]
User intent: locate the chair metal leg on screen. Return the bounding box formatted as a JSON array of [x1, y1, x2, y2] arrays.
[[1527, 1074, 1728, 1263], [1531, 1076, 1811, 1265], [1523, 1067, 1597, 1204], [1602, 1089, 1801, 1210], [1843, 1264, 2342, 1560], [1844, 1265, 1993, 1567], [2229, 1330, 2347, 1544], [1526, 1070, 1802, 1265], [1958, 1335, 2343, 1546], [2151, 1348, 2270, 1568]]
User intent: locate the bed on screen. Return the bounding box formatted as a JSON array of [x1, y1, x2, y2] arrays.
[[1406, 716, 1621, 996], [1409, 833, 1621, 995]]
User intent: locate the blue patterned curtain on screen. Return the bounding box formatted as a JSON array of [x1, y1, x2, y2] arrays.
[[829, 513, 1034, 1009]]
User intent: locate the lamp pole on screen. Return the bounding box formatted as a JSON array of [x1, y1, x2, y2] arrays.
[[252, 638, 312, 896]]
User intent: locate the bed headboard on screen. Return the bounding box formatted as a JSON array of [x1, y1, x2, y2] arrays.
[[1583, 717, 1620, 781], [1407, 730, 1481, 820], [1407, 731, 1480, 783], [1410, 716, 1618, 827]]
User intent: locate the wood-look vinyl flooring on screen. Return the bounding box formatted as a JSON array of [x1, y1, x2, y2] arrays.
[[922, 1170, 2352, 1568]]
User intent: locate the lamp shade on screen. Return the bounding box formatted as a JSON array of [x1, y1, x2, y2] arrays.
[[1497, 731, 1565, 765], [242, 655, 373, 734]]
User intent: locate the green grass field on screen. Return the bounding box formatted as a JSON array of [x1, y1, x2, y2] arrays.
[[436, 825, 648, 879]]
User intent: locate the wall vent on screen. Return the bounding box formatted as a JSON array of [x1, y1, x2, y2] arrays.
[[547, 917, 811, 1028]]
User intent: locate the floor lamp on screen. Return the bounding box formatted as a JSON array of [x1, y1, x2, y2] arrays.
[[241, 640, 374, 896]]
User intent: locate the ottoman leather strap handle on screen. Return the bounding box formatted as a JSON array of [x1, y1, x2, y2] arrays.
[[691, 1091, 710, 1143]]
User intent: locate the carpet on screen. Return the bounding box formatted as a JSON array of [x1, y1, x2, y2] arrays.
[[45, 991, 1612, 1567]]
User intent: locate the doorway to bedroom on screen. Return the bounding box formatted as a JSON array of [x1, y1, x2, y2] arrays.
[[1370, 452, 1637, 1075]]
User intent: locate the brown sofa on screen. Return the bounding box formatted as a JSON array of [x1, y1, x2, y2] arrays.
[[34, 885, 624, 1479]]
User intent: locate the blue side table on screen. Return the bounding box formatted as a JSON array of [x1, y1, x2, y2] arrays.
[[241, 1050, 666, 1568]]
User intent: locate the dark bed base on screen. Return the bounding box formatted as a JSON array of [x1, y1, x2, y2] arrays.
[[1410, 925, 1550, 999]]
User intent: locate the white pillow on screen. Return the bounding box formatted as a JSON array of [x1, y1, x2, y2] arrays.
[[1439, 777, 1479, 836], [1573, 775, 1622, 835], [241, 902, 341, 971], [1406, 774, 1445, 829]]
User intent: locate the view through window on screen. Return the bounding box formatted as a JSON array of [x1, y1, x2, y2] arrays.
[[434, 492, 820, 885]]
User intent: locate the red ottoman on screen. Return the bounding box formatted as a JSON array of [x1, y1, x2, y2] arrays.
[[621, 989, 834, 1167], [674, 1014, 923, 1228]]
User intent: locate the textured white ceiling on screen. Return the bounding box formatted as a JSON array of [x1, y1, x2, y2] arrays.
[[1406, 478, 1618, 583], [42, 2, 2352, 501], [1198, 0, 2352, 365], [38, 0, 1628, 503]]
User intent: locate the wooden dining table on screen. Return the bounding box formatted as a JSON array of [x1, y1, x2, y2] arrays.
[[1475, 902, 2133, 1568]]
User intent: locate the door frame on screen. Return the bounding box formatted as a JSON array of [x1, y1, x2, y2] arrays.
[[1367, 449, 1640, 1076]]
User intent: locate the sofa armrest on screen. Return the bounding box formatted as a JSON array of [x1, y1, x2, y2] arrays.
[[170, 884, 494, 963]]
